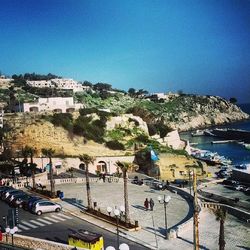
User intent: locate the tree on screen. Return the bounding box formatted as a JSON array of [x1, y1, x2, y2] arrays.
[[42, 148, 55, 197], [115, 161, 136, 225], [79, 154, 95, 210], [22, 146, 37, 189], [128, 88, 136, 97], [229, 97, 237, 104], [213, 207, 227, 250]]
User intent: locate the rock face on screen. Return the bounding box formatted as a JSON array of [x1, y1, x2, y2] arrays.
[[166, 96, 249, 131], [4, 113, 128, 157], [106, 114, 149, 134]]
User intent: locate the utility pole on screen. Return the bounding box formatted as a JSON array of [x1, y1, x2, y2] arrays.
[[193, 171, 200, 250]]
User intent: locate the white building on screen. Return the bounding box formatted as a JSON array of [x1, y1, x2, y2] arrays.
[[17, 97, 84, 113], [27, 78, 88, 92]]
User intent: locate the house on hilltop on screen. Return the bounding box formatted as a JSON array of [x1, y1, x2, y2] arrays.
[[27, 78, 89, 92], [15, 96, 84, 113]]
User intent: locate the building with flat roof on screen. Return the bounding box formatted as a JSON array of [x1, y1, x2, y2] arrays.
[[27, 78, 89, 92], [16, 97, 84, 113]]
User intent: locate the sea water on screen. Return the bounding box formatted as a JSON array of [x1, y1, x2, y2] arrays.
[[180, 103, 250, 165]]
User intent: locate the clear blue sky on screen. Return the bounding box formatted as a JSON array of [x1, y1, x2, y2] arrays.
[[0, 0, 249, 103]]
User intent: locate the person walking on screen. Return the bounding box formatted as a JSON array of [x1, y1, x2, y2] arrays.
[[149, 198, 155, 211], [144, 198, 149, 211]]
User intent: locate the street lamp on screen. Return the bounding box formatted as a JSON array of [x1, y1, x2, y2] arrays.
[[106, 243, 129, 250], [106, 206, 125, 250], [158, 195, 171, 239]]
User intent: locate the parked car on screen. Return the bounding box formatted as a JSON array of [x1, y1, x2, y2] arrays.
[[131, 176, 144, 185], [151, 181, 163, 190], [2, 189, 21, 201], [31, 200, 62, 215], [22, 196, 43, 211], [11, 194, 32, 208], [0, 187, 14, 199], [6, 191, 25, 204]]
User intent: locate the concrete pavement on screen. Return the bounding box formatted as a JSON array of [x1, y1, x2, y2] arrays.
[[56, 180, 250, 250]]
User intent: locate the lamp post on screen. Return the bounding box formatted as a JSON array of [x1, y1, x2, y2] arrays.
[[158, 195, 171, 239], [106, 243, 129, 250], [106, 206, 125, 250]]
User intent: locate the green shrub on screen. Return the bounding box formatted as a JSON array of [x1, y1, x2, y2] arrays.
[[105, 140, 125, 150], [51, 113, 73, 130]]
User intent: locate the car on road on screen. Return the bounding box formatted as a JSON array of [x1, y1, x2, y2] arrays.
[[32, 200, 62, 215], [11, 194, 32, 208], [22, 196, 43, 211], [6, 191, 25, 204], [2, 189, 22, 201], [0, 186, 14, 199]]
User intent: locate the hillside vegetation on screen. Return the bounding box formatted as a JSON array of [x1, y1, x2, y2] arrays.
[[0, 76, 249, 157]]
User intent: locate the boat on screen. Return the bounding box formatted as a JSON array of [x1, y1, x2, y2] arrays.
[[191, 130, 204, 137], [190, 149, 231, 166], [210, 128, 250, 143]]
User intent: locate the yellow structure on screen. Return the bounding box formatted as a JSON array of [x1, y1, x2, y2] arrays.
[[68, 229, 104, 250]]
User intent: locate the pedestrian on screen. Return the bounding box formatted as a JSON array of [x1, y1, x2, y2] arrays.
[[149, 198, 155, 211], [102, 173, 106, 183], [144, 198, 149, 210]]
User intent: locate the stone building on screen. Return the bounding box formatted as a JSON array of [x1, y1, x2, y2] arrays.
[[16, 97, 84, 113]]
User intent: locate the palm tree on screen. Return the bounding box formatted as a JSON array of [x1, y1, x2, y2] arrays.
[[213, 207, 227, 250], [42, 148, 55, 198], [115, 161, 135, 225], [22, 146, 37, 189], [79, 154, 95, 210]]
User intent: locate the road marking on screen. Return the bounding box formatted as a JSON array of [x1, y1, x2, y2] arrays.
[[18, 224, 30, 230], [50, 214, 67, 221], [59, 213, 72, 219], [43, 216, 60, 223], [37, 218, 52, 225], [30, 220, 45, 226], [21, 221, 38, 229]]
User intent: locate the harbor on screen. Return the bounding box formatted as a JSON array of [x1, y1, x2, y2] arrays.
[[180, 118, 250, 166]]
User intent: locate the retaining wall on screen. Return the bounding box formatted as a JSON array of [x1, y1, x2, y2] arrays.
[[1, 234, 87, 250]]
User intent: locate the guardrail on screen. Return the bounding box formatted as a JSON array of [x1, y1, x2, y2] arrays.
[[201, 201, 250, 222]]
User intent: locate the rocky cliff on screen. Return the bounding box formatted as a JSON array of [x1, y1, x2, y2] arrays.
[[161, 95, 249, 131]]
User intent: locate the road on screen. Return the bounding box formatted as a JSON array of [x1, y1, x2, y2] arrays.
[[0, 200, 149, 250]]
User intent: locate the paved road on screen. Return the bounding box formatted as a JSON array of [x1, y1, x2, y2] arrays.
[[0, 200, 149, 249]]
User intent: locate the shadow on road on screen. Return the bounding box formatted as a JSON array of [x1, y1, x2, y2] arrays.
[[131, 204, 147, 211], [177, 236, 210, 250], [63, 197, 86, 210]]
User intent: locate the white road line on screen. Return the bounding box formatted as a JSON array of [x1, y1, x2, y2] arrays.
[[37, 218, 52, 225], [59, 213, 72, 219], [43, 216, 60, 223], [30, 220, 45, 226], [21, 221, 38, 229], [50, 214, 67, 221], [18, 224, 30, 230]]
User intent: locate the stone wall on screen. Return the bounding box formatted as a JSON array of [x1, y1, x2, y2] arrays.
[[1, 234, 87, 250]]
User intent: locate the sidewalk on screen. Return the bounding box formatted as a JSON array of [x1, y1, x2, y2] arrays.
[[56, 181, 250, 250]]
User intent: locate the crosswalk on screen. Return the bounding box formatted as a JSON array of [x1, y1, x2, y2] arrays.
[[16, 213, 72, 233]]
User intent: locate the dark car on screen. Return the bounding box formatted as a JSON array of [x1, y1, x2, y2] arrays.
[[0, 186, 14, 199], [23, 196, 43, 211], [6, 191, 25, 204], [131, 176, 144, 185], [151, 181, 163, 190], [11, 194, 32, 208], [2, 189, 21, 201]]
